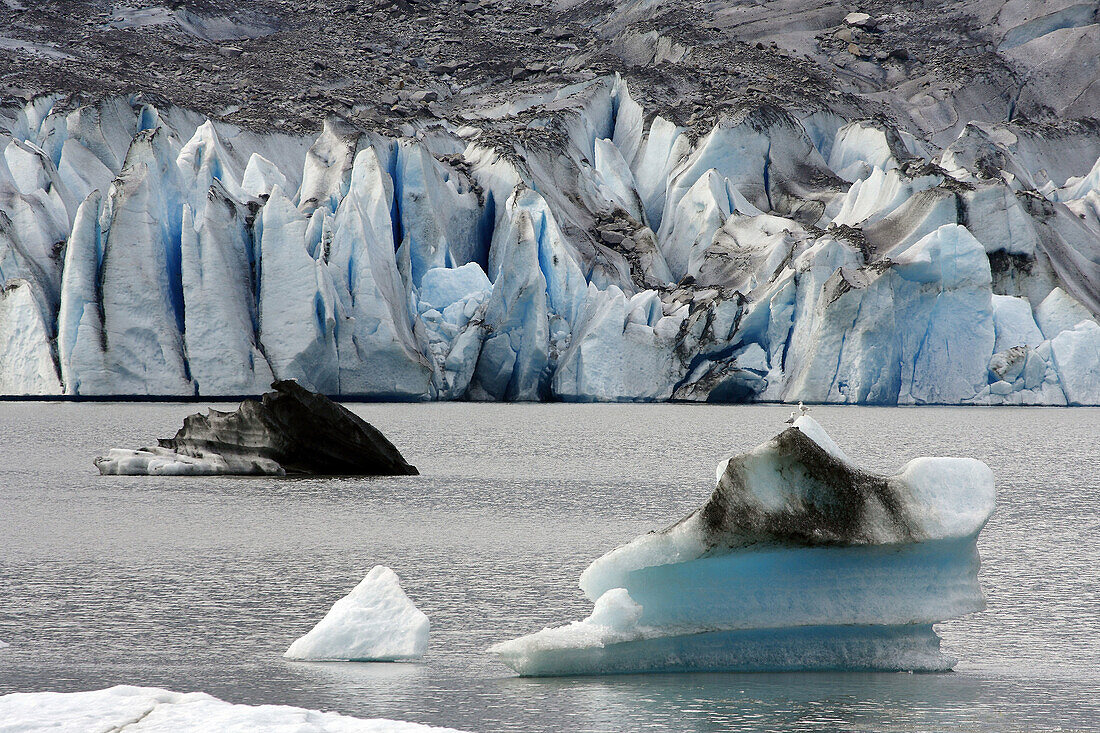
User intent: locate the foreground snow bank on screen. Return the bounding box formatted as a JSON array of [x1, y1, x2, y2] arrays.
[[285, 566, 429, 661], [0, 685, 465, 732], [490, 416, 996, 676]]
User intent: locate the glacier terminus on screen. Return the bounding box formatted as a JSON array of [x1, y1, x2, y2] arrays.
[[1, 82, 1098, 404]]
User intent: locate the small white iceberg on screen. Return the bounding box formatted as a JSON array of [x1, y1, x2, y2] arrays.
[[285, 566, 429, 662]]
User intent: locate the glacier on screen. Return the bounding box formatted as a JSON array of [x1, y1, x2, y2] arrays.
[[285, 566, 429, 662], [0, 685, 464, 732], [0, 83, 1098, 403], [489, 416, 995, 676]]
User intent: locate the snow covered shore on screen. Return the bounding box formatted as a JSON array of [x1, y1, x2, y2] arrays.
[[0, 686, 465, 732]]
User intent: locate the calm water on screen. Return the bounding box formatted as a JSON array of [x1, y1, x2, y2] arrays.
[[1, 402, 1098, 732]]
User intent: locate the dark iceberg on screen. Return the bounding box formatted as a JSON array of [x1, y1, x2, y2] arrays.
[[94, 381, 417, 476]]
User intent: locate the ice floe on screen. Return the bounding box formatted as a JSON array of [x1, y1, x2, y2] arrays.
[[0, 685, 464, 732]]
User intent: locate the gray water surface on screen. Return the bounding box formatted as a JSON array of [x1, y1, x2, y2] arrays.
[[1, 403, 1098, 732]]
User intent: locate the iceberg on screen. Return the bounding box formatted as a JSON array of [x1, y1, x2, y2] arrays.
[[285, 566, 429, 662], [0, 685, 464, 732], [94, 380, 417, 476], [490, 416, 995, 676]]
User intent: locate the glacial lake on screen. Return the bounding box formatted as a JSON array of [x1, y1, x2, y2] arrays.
[[1, 402, 1098, 732]]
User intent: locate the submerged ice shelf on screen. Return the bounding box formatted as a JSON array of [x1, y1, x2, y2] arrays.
[[489, 416, 995, 676], [1, 82, 1099, 403]]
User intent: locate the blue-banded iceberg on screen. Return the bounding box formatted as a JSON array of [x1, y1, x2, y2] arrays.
[[489, 416, 995, 676]]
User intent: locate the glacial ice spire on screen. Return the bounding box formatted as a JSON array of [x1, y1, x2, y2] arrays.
[[329, 148, 431, 397], [57, 191, 107, 394], [631, 114, 689, 231], [393, 140, 487, 288], [470, 200, 550, 401], [0, 142, 73, 314], [779, 224, 996, 405], [180, 183, 274, 396], [4, 137, 79, 226], [297, 118, 362, 216], [176, 121, 248, 216], [257, 186, 339, 393], [590, 138, 646, 223], [894, 224, 995, 404], [610, 74, 645, 173], [97, 127, 193, 395], [240, 152, 288, 199], [0, 278, 62, 394], [506, 187, 587, 330], [552, 284, 685, 402], [657, 169, 759, 280]]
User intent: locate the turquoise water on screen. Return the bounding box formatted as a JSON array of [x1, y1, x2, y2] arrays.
[[1, 402, 1098, 731]]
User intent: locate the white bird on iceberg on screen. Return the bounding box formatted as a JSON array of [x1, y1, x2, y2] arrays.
[[785, 411, 797, 424], [798, 401, 810, 416]]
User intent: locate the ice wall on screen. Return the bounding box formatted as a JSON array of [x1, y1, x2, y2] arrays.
[[0, 81, 1098, 402]]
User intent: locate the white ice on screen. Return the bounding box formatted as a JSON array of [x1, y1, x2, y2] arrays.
[[285, 566, 429, 662], [93, 446, 285, 476], [0, 686, 466, 732], [0, 279, 61, 395]]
